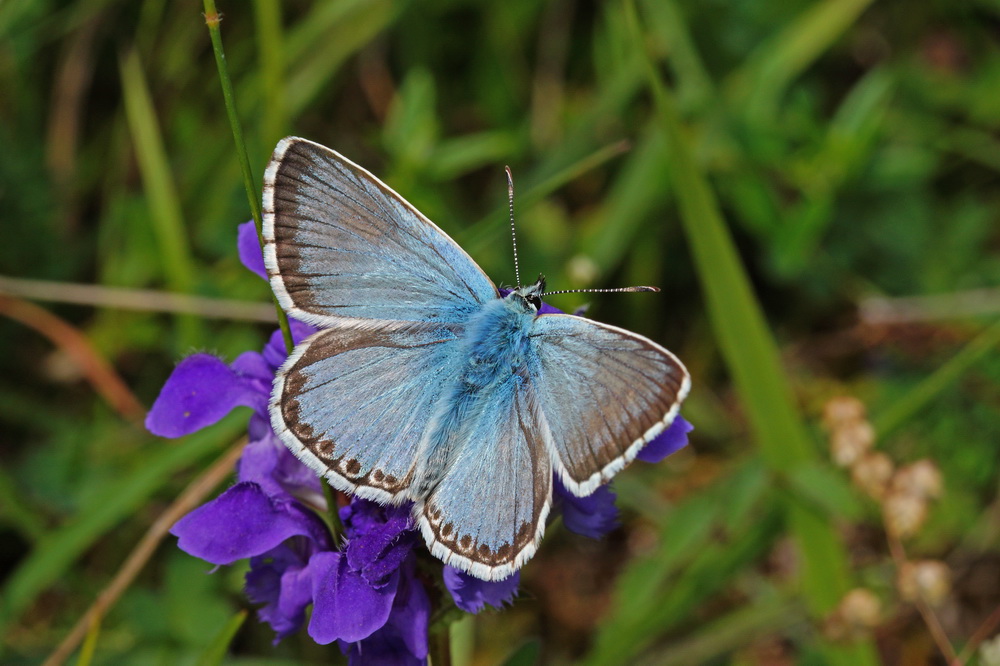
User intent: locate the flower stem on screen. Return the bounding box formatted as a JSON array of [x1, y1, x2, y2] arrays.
[[201, 0, 294, 353], [430, 625, 453, 666], [321, 483, 344, 545], [885, 530, 958, 664]]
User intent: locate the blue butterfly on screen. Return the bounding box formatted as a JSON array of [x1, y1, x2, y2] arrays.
[[262, 137, 690, 581]]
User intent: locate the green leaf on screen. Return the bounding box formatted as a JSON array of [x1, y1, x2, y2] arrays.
[[0, 415, 244, 635], [195, 610, 247, 666], [784, 461, 865, 521], [726, 0, 877, 121], [627, 3, 878, 663], [120, 49, 202, 349], [501, 640, 541, 666]]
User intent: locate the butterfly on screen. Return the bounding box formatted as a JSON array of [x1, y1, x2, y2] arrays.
[[262, 137, 690, 581]]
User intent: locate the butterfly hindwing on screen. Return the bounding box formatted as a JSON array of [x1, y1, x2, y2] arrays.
[[527, 314, 690, 496], [262, 137, 497, 327], [272, 323, 463, 503], [417, 372, 551, 581]]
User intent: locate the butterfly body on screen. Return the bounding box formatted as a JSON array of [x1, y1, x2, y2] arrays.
[[411, 294, 535, 499], [263, 137, 690, 580]]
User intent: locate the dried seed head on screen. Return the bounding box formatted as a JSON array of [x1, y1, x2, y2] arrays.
[[823, 396, 867, 429], [898, 560, 951, 606], [851, 452, 895, 500], [892, 460, 943, 500], [884, 492, 929, 539], [830, 420, 876, 467], [979, 633, 1000, 666], [840, 588, 882, 627], [824, 588, 882, 640]]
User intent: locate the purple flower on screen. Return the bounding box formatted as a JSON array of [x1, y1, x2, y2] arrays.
[[307, 501, 427, 654], [443, 567, 520, 614], [637, 416, 693, 463], [238, 220, 268, 280], [555, 479, 620, 538], [338, 562, 430, 664]]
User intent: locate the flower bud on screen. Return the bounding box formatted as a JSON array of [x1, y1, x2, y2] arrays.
[[892, 460, 942, 500], [830, 420, 876, 467], [898, 560, 951, 606], [883, 492, 928, 539], [824, 588, 881, 640], [822, 396, 867, 429], [979, 633, 1000, 666], [851, 452, 894, 500]]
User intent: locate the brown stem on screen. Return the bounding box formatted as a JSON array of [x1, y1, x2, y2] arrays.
[[429, 625, 453, 666], [885, 528, 958, 664], [43, 438, 246, 666], [0, 294, 145, 423], [953, 602, 1000, 665]]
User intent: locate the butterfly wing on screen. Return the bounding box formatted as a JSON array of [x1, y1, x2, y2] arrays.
[[528, 314, 690, 496], [417, 372, 552, 581], [271, 323, 462, 503], [262, 137, 498, 327]]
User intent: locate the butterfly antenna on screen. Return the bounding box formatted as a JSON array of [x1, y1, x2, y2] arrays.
[[541, 285, 661, 297], [505, 166, 522, 288]]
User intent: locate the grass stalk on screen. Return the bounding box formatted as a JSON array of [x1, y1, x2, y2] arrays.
[[202, 0, 293, 352], [626, 2, 878, 663]]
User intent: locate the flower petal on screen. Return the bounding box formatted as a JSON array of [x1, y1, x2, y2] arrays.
[[554, 478, 619, 538], [387, 566, 431, 659], [263, 320, 318, 369], [443, 566, 520, 614], [308, 551, 399, 644], [145, 354, 262, 438], [636, 416, 693, 463], [344, 501, 416, 587], [230, 350, 273, 383], [238, 431, 326, 504], [339, 636, 426, 666], [171, 482, 324, 564], [238, 220, 267, 280], [245, 543, 313, 642]]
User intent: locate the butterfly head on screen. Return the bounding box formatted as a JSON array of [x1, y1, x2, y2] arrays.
[[508, 274, 546, 313]]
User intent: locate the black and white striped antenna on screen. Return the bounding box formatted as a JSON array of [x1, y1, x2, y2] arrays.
[[505, 166, 521, 289], [504, 166, 659, 297]]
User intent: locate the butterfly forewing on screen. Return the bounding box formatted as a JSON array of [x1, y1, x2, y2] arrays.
[[263, 137, 497, 327], [272, 324, 463, 503], [527, 314, 690, 496]]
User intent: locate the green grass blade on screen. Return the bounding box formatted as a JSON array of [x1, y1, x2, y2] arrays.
[[119, 49, 201, 346], [726, 0, 876, 120], [75, 613, 100, 666], [647, 591, 804, 665], [461, 140, 630, 258], [639, 0, 715, 111], [284, 0, 400, 117], [586, 458, 773, 663], [628, 3, 878, 663], [875, 318, 1000, 439], [203, 0, 293, 353], [0, 463, 47, 542], [0, 416, 244, 635], [253, 0, 287, 149], [195, 610, 248, 666]]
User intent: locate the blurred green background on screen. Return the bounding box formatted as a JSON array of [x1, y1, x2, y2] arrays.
[[2, 0, 1000, 663]]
